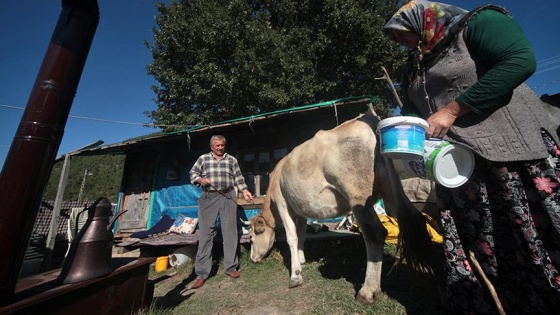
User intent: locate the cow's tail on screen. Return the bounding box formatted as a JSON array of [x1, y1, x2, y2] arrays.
[[374, 154, 442, 275]]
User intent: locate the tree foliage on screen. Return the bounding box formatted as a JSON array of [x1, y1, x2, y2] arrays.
[[146, 0, 407, 131], [44, 155, 125, 203]]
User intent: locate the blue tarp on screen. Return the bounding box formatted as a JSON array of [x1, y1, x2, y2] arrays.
[[149, 184, 263, 229], [150, 184, 200, 228]]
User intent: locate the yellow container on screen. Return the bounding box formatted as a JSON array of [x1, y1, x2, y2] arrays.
[[155, 256, 169, 272]]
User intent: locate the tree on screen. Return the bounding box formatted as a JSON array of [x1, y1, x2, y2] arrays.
[[146, 0, 407, 131], [44, 155, 125, 202]]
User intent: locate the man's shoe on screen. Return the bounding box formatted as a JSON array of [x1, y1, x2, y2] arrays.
[[191, 278, 205, 289], [228, 271, 240, 279]]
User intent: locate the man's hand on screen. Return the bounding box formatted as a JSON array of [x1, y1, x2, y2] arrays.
[[197, 177, 211, 186], [242, 189, 253, 201]]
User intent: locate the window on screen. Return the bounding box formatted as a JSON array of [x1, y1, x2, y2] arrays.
[[241, 153, 255, 173], [258, 152, 271, 172], [238, 149, 289, 196], [274, 148, 287, 162]]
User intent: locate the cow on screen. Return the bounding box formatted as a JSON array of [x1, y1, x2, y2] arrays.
[[247, 107, 443, 305]]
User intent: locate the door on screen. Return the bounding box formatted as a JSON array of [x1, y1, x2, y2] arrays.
[[118, 153, 156, 233]]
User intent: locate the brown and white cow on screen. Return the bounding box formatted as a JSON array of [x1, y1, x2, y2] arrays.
[[248, 107, 442, 304]]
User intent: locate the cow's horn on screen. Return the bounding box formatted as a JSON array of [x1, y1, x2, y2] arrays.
[[239, 218, 251, 225]]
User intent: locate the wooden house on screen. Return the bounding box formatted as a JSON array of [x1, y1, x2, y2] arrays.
[[71, 96, 376, 234]]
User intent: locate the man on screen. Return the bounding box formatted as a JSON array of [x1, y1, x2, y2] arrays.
[[189, 135, 253, 289]]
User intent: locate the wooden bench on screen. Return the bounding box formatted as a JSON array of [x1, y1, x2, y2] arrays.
[[115, 231, 252, 257]]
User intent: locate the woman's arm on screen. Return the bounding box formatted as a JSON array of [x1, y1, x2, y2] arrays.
[[456, 8, 536, 113]]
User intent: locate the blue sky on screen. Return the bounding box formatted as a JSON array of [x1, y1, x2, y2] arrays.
[[1, 0, 559, 169], [1, 0, 167, 169]]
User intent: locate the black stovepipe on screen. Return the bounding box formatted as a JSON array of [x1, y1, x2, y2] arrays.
[[0, 0, 99, 305]]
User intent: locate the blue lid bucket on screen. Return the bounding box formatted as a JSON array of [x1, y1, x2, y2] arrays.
[[377, 116, 429, 160], [404, 139, 475, 188]]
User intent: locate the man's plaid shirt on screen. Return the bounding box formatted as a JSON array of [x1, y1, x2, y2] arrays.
[[190, 152, 248, 191]]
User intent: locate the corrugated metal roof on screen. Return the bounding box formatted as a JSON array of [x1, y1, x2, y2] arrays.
[[67, 95, 376, 157]]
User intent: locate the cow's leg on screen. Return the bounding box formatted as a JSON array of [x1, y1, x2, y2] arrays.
[[295, 215, 307, 265], [351, 198, 387, 304], [276, 204, 304, 288]]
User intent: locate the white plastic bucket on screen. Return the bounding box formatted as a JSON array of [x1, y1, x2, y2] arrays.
[[377, 116, 429, 160], [168, 245, 197, 267], [404, 139, 475, 188]]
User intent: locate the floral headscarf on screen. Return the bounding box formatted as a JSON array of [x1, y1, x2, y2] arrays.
[[383, 0, 468, 54]]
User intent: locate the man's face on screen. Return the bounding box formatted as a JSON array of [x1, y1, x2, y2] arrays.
[[210, 139, 226, 157]]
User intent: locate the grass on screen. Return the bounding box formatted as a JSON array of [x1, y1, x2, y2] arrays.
[[139, 237, 443, 315]]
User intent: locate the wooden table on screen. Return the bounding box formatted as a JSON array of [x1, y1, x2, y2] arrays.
[[0, 257, 154, 314]]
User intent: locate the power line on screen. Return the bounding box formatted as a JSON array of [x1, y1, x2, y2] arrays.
[[3, 52, 558, 125], [536, 54, 560, 74], [0, 104, 23, 111], [535, 66, 560, 75], [66, 114, 152, 126], [0, 103, 204, 149], [537, 54, 560, 65], [0, 103, 195, 129], [0, 103, 150, 126]]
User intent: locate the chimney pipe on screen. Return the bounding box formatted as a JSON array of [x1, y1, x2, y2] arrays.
[[0, 0, 99, 304]]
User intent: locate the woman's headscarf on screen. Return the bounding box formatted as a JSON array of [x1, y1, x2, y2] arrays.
[[383, 0, 468, 54]]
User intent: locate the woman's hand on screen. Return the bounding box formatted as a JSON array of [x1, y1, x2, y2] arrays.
[[426, 100, 470, 138]]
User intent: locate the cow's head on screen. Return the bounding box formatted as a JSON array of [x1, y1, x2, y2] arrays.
[[248, 214, 275, 263]]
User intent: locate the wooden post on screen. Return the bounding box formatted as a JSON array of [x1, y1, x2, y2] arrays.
[[254, 175, 261, 196], [42, 140, 102, 272], [41, 154, 71, 272]]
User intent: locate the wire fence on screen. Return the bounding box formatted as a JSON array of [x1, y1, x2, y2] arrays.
[[33, 199, 116, 237]]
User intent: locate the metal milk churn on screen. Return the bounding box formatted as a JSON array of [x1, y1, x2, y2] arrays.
[[58, 197, 127, 284]]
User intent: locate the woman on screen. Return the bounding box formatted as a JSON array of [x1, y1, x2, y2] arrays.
[[383, 1, 560, 313]]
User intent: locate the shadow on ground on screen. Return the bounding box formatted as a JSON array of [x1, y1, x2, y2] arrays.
[[275, 236, 445, 315], [148, 245, 227, 312]]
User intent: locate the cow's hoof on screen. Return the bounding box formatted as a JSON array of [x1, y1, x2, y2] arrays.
[[355, 292, 376, 305], [288, 277, 303, 288]]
